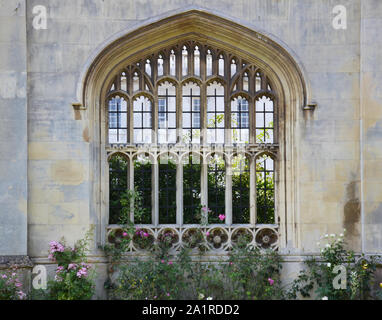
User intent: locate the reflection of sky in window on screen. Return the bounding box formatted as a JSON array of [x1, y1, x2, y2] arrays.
[[182, 82, 201, 143], [158, 82, 176, 143], [108, 97, 127, 144], [133, 96, 152, 143], [231, 98, 249, 144], [256, 96, 274, 143]]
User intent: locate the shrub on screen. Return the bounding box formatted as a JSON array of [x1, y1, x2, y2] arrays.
[[40, 229, 96, 300], [110, 234, 284, 300], [0, 267, 26, 300], [377, 283, 382, 300], [286, 231, 380, 300]]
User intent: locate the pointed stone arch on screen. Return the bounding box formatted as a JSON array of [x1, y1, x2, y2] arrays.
[[82, 9, 310, 250]]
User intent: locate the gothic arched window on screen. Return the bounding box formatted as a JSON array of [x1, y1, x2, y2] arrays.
[[106, 41, 279, 252]]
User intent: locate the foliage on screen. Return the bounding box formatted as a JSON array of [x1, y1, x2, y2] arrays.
[[377, 282, 382, 300], [158, 159, 177, 224], [207, 156, 226, 223], [109, 126, 276, 226], [113, 254, 188, 300], [231, 155, 250, 223], [109, 155, 128, 224], [256, 123, 273, 144], [286, 231, 380, 300], [183, 156, 202, 224], [0, 267, 26, 300], [133, 160, 152, 224], [255, 156, 275, 224], [224, 237, 283, 299], [41, 229, 96, 300], [102, 189, 141, 263], [110, 235, 284, 300]]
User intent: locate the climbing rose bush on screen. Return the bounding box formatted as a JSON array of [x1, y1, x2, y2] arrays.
[[286, 231, 380, 300], [32, 230, 96, 300], [0, 267, 26, 300]]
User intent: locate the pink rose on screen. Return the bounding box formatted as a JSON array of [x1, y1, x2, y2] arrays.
[[123, 232, 128, 237], [56, 266, 64, 273], [76, 267, 88, 278], [218, 214, 225, 221], [17, 291, 26, 300], [68, 263, 77, 270], [268, 278, 274, 286]]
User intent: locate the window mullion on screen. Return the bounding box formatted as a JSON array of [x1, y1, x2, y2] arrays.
[[177, 84, 182, 144], [153, 159, 159, 226], [176, 160, 183, 226], [166, 89, 169, 143], [250, 155, 256, 224], [128, 158, 134, 223], [153, 87, 158, 144], [201, 82, 207, 146], [116, 101, 120, 142], [225, 85, 231, 145], [225, 156, 232, 226], [200, 158, 208, 224], [249, 97, 255, 144], [129, 98, 133, 144]]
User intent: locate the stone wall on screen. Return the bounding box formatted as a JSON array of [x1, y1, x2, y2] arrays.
[[0, 0, 28, 256], [361, 0, 382, 253]]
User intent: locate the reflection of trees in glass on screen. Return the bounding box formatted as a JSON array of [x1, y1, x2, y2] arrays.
[[208, 155, 225, 223], [207, 113, 224, 128], [256, 122, 273, 143], [256, 155, 275, 224], [232, 155, 250, 223], [134, 156, 152, 224], [110, 140, 275, 226], [207, 82, 225, 143], [256, 96, 274, 144], [109, 154, 128, 224], [159, 157, 177, 224], [182, 83, 201, 144], [183, 155, 201, 224], [231, 98, 249, 144], [182, 129, 201, 144]]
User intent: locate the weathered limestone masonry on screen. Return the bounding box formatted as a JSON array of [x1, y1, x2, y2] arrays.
[[0, 0, 381, 298]]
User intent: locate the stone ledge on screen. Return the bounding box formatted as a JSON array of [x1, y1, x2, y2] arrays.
[[0, 255, 34, 269]]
